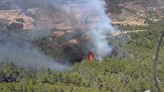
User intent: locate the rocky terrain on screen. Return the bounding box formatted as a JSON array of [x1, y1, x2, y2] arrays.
[[0, 0, 164, 30], [109, 0, 164, 26]]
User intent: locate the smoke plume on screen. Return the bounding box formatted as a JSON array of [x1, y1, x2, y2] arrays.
[[56, 0, 114, 61], [0, 0, 115, 70], [0, 29, 70, 71]]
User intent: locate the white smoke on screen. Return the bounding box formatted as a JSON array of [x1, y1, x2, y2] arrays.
[[0, 42, 69, 71], [54, 0, 114, 60], [0, 0, 115, 70], [0, 30, 70, 71]]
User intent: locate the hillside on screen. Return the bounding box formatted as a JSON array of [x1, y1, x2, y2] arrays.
[[0, 0, 164, 28], [0, 0, 164, 92], [107, 0, 164, 26], [0, 21, 164, 92]]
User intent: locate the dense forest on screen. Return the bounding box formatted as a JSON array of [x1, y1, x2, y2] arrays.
[[0, 20, 164, 92]]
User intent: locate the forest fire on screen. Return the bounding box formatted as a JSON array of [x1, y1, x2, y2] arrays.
[[0, 0, 164, 91], [58, 0, 114, 63], [0, 0, 115, 70], [88, 52, 94, 61]]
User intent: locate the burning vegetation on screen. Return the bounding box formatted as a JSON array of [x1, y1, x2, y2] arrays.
[[0, 0, 116, 68], [0, 0, 164, 92]]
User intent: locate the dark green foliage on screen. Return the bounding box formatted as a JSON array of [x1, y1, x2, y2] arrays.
[[0, 21, 164, 92], [0, 62, 33, 83], [105, 0, 122, 13]]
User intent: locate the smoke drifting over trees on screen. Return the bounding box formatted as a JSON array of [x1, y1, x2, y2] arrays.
[[0, 0, 115, 70]]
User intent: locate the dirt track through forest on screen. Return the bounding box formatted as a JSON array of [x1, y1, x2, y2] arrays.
[[111, 30, 146, 36]]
